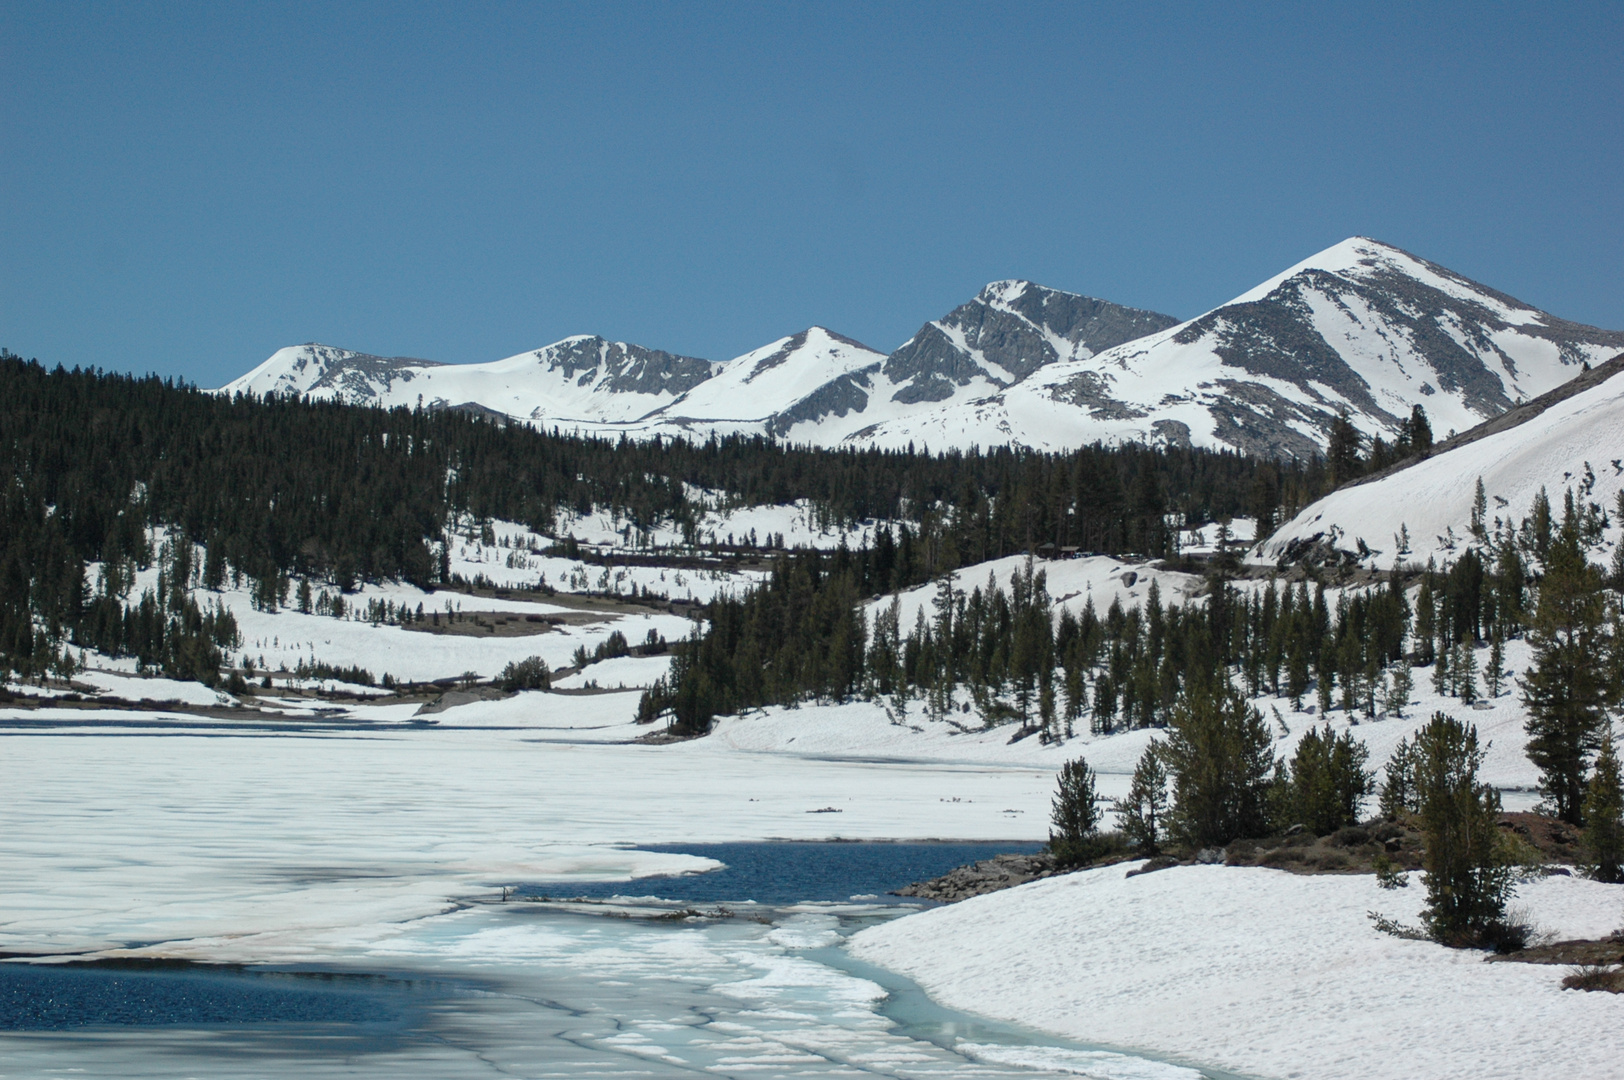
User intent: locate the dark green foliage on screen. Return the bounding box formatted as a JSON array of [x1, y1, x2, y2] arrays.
[[293, 660, 374, 686], [1378, 735, 1420, 818], [499, 656, 552, 692], [1162, 680, 1276, 848], [1285, 724, 1374, 835], [0, 352, 1290, 683], [1521, 496, 1613, 824], [638, 554, 867, 735], [1413, 712, 1512, 946], [1049, 756, 1104, 867], [1113, 743, 1171, 853], [1583, 731, 1624, 883]]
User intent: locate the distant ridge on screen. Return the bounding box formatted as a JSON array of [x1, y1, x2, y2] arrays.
[[219, 238, 1624, 459]]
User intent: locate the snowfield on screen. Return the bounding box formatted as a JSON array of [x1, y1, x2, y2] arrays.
[[1258, 361, 1624, 571], [849, 861, 1624, 1080]]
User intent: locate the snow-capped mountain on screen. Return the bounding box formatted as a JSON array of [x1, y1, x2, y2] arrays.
[[644, 328, 889, 439], [849, 239, 1624, 457], [755, 281, 1181, 446], [221, 238, 1624, 458], [1255, 351, 1624, 570], [219, 284, 1177, 444], [221, 337, 716, 425]]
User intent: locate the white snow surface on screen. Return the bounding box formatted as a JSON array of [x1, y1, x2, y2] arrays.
[[1258, 362, 1624, 570], [849, 861, 1624, 1080], [221, 239, 1619, 458], [834, 238, 1620, 454]]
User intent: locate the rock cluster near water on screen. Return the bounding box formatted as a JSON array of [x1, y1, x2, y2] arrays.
[[894, 852, 1058, 902]]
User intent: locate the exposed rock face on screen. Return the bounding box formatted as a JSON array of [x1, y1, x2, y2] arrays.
[[893, 851, 1058, 902], [220, 239, 1624, 461], [883, 281, 1181, 402], [528, 337, 715, 398]]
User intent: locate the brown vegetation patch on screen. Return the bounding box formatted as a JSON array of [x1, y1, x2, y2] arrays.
[[1487, 937, 1624, 967], [1561, 965, 1624, 992], [1224, 821, 1425, 874], [404, 610, 603, 637]]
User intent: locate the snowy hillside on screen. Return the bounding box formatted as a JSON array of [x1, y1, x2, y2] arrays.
[[1257, 353, 1624, 570], [854, 238, 1624, 456]]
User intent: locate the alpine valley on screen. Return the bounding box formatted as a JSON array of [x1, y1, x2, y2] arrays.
[[223, 237, 1624, 457]]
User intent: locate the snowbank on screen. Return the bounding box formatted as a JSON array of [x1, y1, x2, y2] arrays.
[[850, 861, 1624, 1080]]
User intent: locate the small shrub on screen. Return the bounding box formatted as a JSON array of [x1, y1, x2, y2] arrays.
[[1563, 965, 1624, 993], [1373, 852, 1408, 889]]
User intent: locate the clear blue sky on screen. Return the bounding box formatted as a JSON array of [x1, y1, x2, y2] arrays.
[[3, 2, 1620, 385]]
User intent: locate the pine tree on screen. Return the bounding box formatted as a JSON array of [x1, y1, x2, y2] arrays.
[[1163, 679, 1276, 848], [1453, 640, 1479, 704], [1378, 735, 1420, 818], [1049, 756, 1103, 867], [1521, 507, 1612, 824], [1288, 724, 1374, 834], [1113, 743, 1170, 853], [1485, 625, 1506, 698], [1413, 712, 1511, 947], [1582, 729, 1624, 883], [1382, 661, 1413, 717]]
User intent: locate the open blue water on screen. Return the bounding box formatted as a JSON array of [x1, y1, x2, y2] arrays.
[[0, 962, 423, 1030], [515, 840, 1046, 904]]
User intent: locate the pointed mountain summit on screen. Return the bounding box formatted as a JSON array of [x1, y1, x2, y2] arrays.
[[224, 344, 445, 402], [850, 238, 1624, 456], [219, 239, 1623, 458]]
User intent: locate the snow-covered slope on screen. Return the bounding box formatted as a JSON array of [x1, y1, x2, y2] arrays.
[[221, 239, 1623, 457], [853, 238, 1624, 456], [759, 282, 1179, 447], [220, 337, 717, 425], [1257, 353, 1624, 569], [648, 327, 888, 438]]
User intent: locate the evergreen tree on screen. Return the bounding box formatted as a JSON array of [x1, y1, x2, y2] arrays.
[[1163, 680, 1276, 848], [1288, 724, 1374, 834], [1382, 661, 1413, 717], [1470, 478, 1488, 541], [1485, 625, 1506, 698], [1582, 729, 1624, 884], [1113, 743, 1170, 853], [1326, 412, 1364, 488], [1521, 505, 1613, 824], [1413, 712, 1512, 947], [1049, 756, 1103, 867], [1378, 735, 1420, 818]]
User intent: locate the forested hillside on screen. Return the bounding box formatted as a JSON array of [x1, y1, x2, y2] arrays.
[[1, 353, 1306, 682]]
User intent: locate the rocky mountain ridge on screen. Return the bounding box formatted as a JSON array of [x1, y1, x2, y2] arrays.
[[219, 239, 1624, 459]]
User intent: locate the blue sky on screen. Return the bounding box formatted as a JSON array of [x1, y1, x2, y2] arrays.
[[2, 2, 1620, 385]]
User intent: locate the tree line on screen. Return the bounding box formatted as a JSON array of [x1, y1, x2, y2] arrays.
[[0, 351, 1297, 682]]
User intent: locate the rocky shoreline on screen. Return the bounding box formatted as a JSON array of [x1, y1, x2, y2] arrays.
[[894, 852, 1061, 902]]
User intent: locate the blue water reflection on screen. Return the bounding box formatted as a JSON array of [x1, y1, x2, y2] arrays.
[[518, 840, 1044, 904]]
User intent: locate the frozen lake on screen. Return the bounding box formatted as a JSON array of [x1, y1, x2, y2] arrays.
[[0, 899, 1221, 1080], [0, 700, 1232, 1079]]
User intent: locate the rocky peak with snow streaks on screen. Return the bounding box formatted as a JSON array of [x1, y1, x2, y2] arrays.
[[219, 239, 1624, 459]]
